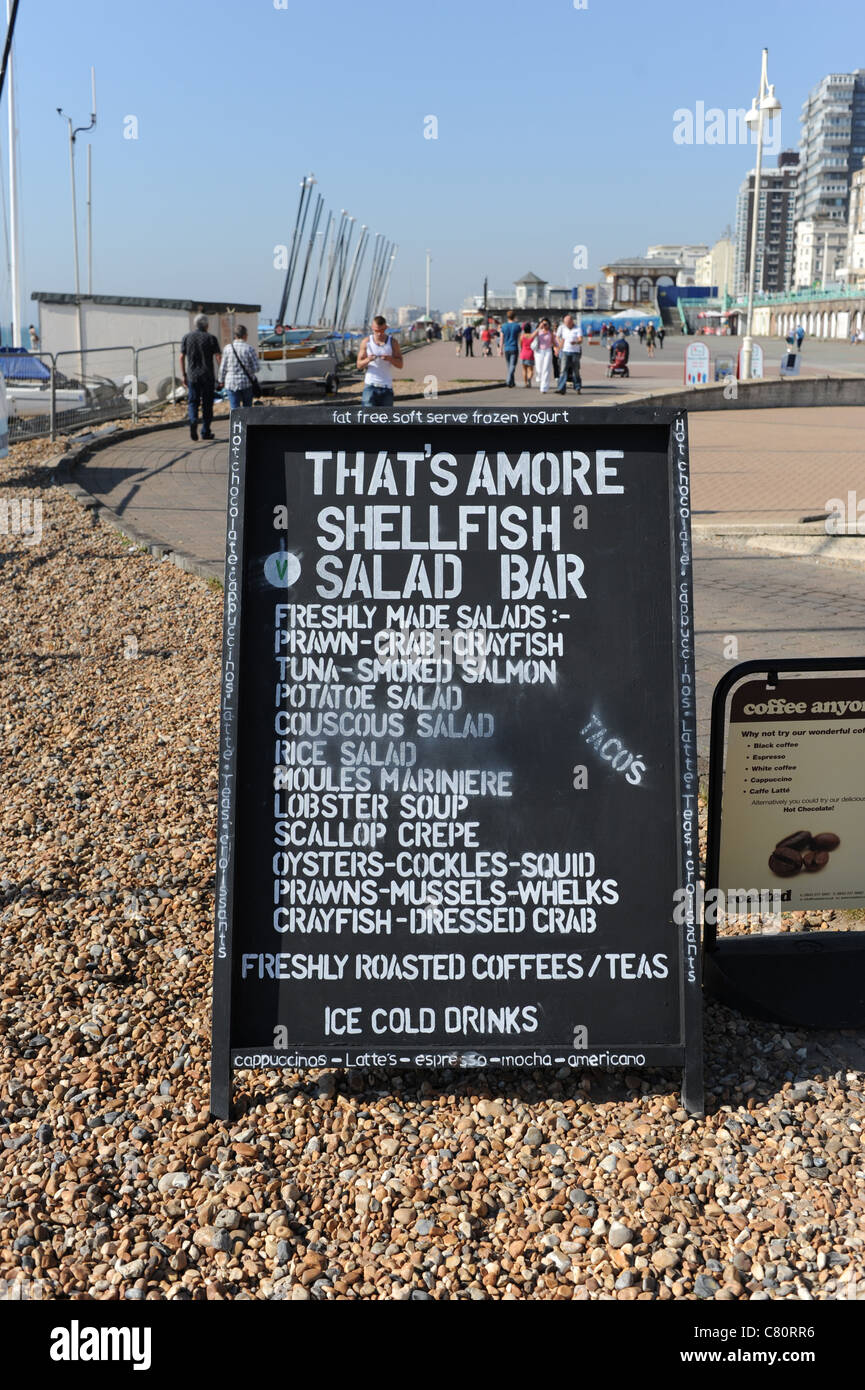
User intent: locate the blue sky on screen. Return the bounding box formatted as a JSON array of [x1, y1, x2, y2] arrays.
[[4, 0, 863, 323]]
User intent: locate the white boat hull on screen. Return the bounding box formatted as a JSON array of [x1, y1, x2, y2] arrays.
[[6, 386, 88, 417]]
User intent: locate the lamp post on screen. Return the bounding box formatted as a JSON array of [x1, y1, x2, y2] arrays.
[[379, 246, 398, 317], [57, 68, 97, 370], [741, 48, 781, 380]]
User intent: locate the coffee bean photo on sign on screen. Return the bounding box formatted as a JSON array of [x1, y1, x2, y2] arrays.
[[776, 829, 812, 852], [802, 850, 830, 873], [769, 846, 803, 878], [812, 832, 841, 851], [769, 828, 841, 876]]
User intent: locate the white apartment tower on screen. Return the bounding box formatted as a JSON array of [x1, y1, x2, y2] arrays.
[[734, 152, 800, 296], [797, 70, 865, 224]]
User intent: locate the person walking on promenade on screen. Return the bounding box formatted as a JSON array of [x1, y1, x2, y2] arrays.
[[658, 325, 665, 349], [795, 324, 805, 350], [180, 313, 222, 441], [218, 323, 260, 409], [519, 322, 535, 386], [494, 321, 503, 356], [531, 318, 555, 392], [555, 313, 583, 394], [463, 323, 475, 356], [357, 314, 403, 407], [645, 321, 656, 357], [501, 309, 522, 388], [481, 323, 492, 356], [455, 323, 462, 356], [637, 323, 646, 345]]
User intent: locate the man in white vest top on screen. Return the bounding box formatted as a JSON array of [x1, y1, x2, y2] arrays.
[[357, 315, 403, 407], [555, 313, 583, 395]]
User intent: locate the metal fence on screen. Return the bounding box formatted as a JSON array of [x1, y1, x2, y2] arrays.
[[732, 286, 865, 307], [5, 344, 142, 444], [3, 323, 437, 444], [132, 341, 183, 418]]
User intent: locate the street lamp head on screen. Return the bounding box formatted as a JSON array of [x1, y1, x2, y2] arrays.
[[744, 98, 760, 128], [761, 84, 781, 116]]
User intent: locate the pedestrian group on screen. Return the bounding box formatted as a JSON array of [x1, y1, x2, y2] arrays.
[[180, 313, 262, 441]]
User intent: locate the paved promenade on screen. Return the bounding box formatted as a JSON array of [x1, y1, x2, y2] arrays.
[[404, 333, 865, 406], [72, 399, 865, 761], [691, 543, 865, 757], [75, 403, 865, 556]]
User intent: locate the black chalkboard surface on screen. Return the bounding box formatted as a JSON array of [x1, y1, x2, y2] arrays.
[[211, 406, 702, 1117]]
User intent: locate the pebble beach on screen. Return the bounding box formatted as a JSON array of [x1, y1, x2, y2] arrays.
[[1, 434, 864, 1302]]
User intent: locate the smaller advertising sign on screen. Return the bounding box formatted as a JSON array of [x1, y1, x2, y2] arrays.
[[750, 342, 764, 378], [684, 342, 710, 386], [737, 342, 764, 378], [718, 677, 865, 912]]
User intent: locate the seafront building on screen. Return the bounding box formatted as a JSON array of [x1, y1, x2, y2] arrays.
[[733, 151, 800, 296], [645, 245, 708, 279], [843, 160, 865, 288], [694, 238, 736, 299], [793, 218, 849, 289], [797, 70, 865, 225]]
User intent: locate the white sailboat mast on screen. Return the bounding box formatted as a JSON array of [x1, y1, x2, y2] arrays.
[[6, 0, 21, 347]]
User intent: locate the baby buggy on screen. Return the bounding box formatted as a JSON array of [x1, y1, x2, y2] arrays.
[[606, 345, 629, 378]]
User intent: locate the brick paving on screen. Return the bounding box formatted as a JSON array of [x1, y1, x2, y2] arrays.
[[77, 426, 231, 571], [689, 407, 865, 526], [74, 405, 865, 761], [403, 333, 865, 405], [692, 543, 865, 761]]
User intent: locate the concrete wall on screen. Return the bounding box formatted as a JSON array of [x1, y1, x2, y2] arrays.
[[623, 375, 865, 411]]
